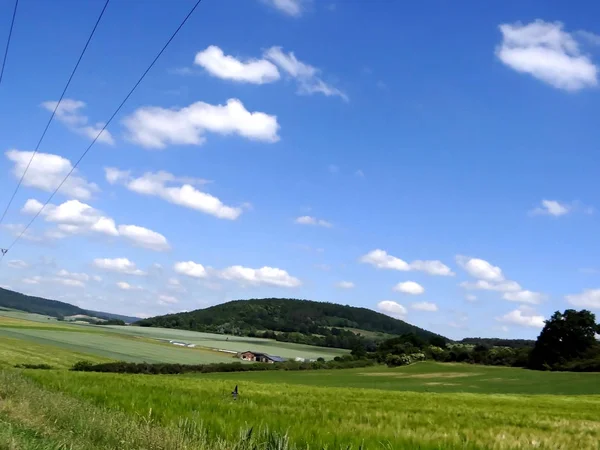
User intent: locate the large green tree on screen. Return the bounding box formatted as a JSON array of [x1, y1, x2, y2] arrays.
[[529, 309, 600, 370]]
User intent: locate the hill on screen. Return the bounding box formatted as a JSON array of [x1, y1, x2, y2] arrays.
[[137, 298, 446, 350], [0, 287, 139, 323]]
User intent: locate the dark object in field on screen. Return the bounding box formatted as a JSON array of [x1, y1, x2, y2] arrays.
[[232, 385, 238, 400], [14, 363, 54, 370]]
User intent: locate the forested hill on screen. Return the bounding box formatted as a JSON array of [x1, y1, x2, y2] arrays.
[[137, 298, 446, 349], [0, 287, 139, 323]]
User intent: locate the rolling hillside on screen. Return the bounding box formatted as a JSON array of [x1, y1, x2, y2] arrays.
[[0, 287, 139, 323], [138, 298, 446, 349]]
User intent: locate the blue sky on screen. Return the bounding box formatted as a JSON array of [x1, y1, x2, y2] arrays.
[[1, 0, 600, 339]]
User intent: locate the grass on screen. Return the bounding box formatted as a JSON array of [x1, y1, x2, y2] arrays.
[[0, 328, 236, 364], [21, 367, 600, 449], [2, 311, 600, 449], [188, 361, 600, 395], [98, 325, 349, 360], [0, 337, 112, 369]]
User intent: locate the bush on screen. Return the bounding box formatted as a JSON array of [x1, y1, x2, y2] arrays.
[[71, 358, 376, 375], [14, 363, 54, 370]]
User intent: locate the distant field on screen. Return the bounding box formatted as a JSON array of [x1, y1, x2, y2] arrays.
[[99, 325, 349, 359], [191, 361, 600, 395], [0, 328, 235, 364]]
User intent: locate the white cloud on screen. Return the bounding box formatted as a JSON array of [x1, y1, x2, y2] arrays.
[[105, 168, 241, 220], [174, 261, 207, 279], [411, 301, 438, 312], [460, 279, 522, 292], [377, 300, 407, 318], [7, 260, 29, 269], [22, 276, 41, 285], [497, 307, 545, 328], [219, 265, 301, 287], [361, 249, 409, 271], [116, 281, 143, 291], [56, 278, 85, 288], [168, 277, 181, 286], [21, 198, 168, 250], [57, 270, 89, 282], [336, 281, 355, 289], [93, 258, 146, 276], [122, 98, 279, 149], [6, 150, 98, 200], [41, 99, 114, 144], [355, 169, 365, 178], [566, 288, 600, 309], [158, 294, 178, 305], [118, 225, 170, 252], [295, 216, 332, 228], [496, 20, 598, 91], [456, 256, 504, 282], [409, 260, 455, 276], [502, 290, 546, 305], [264, 47, 347, 101], [261, 0, 307, 17], [194, 46, 280, 84], [530, 199, 571, 216], [360, 249, 453, 276], [465, 294, 478, 302], [393, 281, 425, 295]]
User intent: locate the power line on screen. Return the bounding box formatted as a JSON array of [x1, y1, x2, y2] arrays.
[[0, 0, 19, 88], [5, 0, 204, 253], [0, 0, 110, 227]]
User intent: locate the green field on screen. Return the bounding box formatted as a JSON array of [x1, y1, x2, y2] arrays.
[[1, 311, 600, 449]]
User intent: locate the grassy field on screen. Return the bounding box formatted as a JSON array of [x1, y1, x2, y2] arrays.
[[190, 361, 600, 395], [0, 310, 346, 364], [16, 365, 600, 449], [1, 311, 600, 449], [99, 325, 349, 360]]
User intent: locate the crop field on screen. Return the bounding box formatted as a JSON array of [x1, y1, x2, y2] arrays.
[[1, 313, 600, 449], [10, 364, 600, 450], [0, 327, 235, 364], [99, 324, 349, 360]]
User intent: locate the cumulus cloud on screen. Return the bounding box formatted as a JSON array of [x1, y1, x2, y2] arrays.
[[56, 270, 90, 282], [264, 46, 347, 100], [117, 225, 170, 252], [174, 261, 207, 279], [566, 288, 600, 309], [393, 281, 425, 295], [122, 98, 279, 149], [93, 258, 146, 276], [21, 198, 169, 251], [411, 301, 438, 312], [295, 216, 332, 228], [41, 99, 114, 144], [6, 150, 99, 200], [360, 249, 453, 276], [105, 168, 241, 220], [456, 256, 504, 282], [7, 260, 29, 269], [377, 300, 407, 318], [496, 20, 598, 91], [116, 281, 144, 291], [336, 281, 355, 289], [530, 199, 570, 216], [159, 294, 178, 305], [260, 0, 307, 17], [194, 46, 280, 84], [219, 265, 301, 287], [529, 199, 593, 217], [497, 307, 545, 328], [460, 279, 522, 292], [502, 290, 546, 305]]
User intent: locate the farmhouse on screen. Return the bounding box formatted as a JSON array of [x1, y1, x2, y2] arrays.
[[238, 351, 285, 363]]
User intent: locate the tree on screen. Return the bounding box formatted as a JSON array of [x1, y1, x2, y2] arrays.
[[529, 309, 600, 370]]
